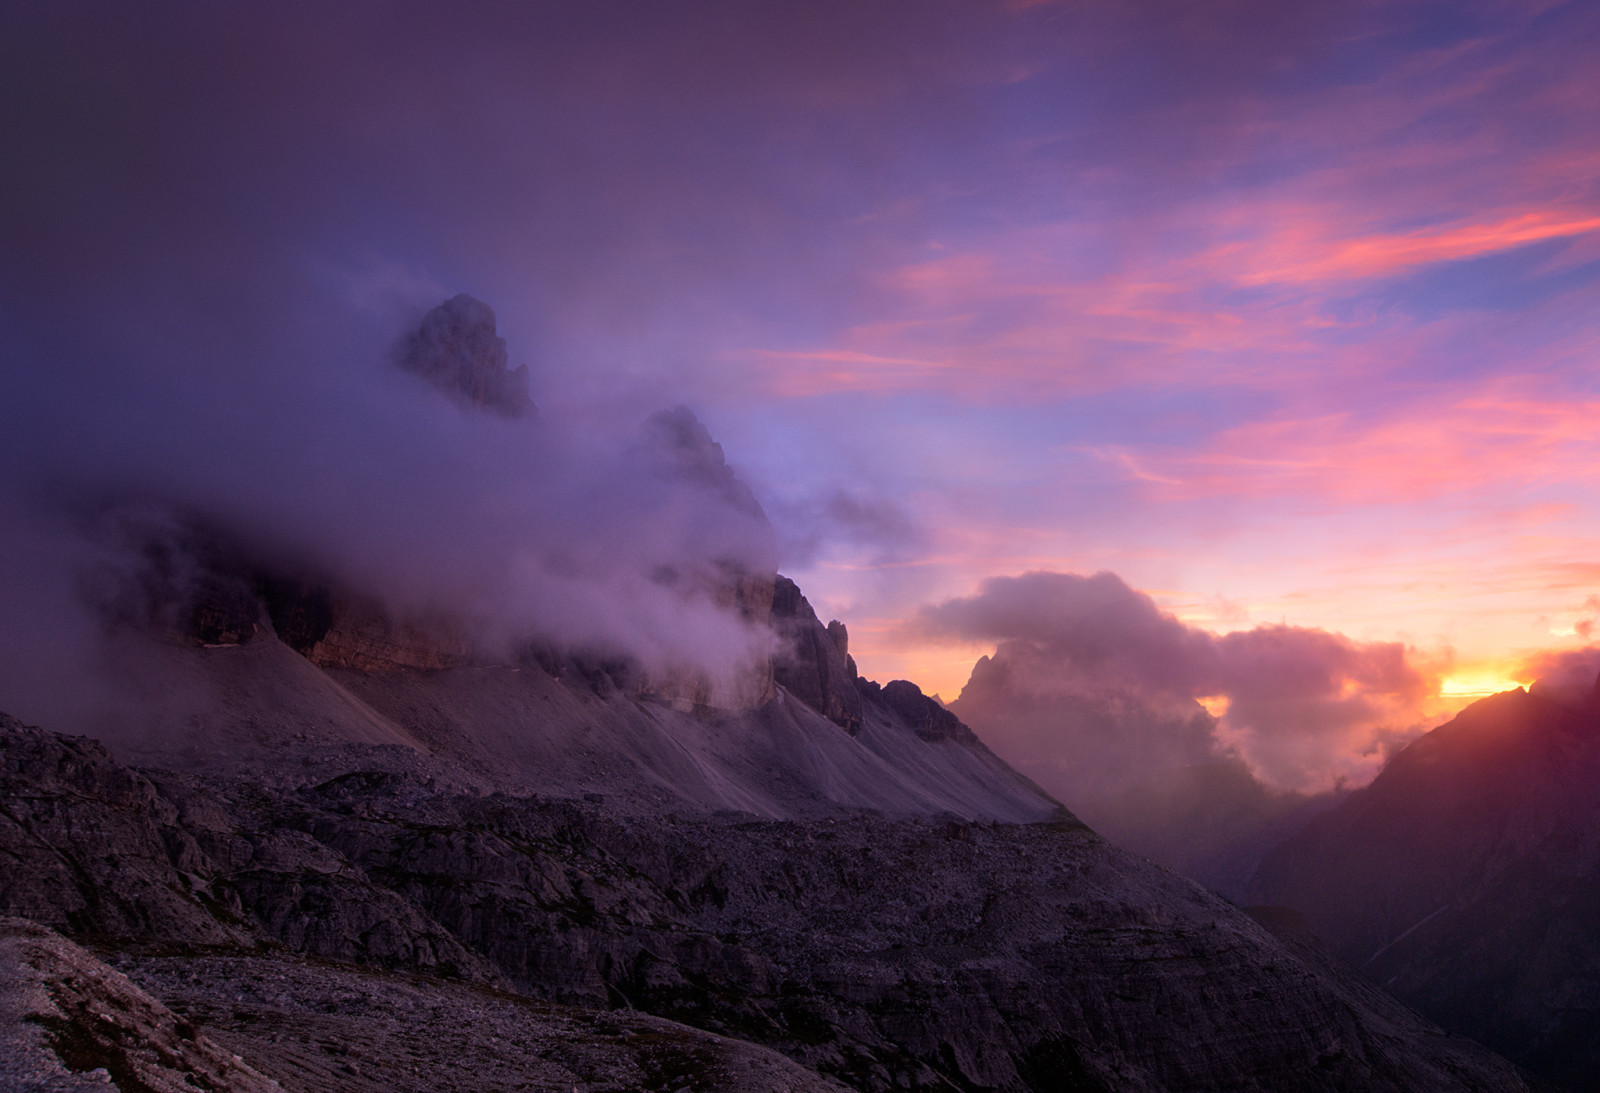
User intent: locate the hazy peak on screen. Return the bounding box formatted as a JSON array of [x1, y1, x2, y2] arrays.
[[396, 294, 534, 418]]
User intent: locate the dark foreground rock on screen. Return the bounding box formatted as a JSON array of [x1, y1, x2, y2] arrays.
[[0, 715, 1538, 1093], [0, 917, 283, 1093], [2, 918, 848, 1093]]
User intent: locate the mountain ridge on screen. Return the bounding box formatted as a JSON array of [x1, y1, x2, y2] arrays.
[[1250, 683, 1600, 1089]]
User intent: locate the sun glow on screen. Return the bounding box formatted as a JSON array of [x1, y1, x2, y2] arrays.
[[1439, 672, 1527, 699]]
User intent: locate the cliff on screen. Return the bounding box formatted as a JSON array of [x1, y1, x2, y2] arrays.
[[771, 574, 862, 732], [395, 294, 534, 418]]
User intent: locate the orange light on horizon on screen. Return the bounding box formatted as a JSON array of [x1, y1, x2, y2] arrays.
[[1439, 672, 1527, 699]]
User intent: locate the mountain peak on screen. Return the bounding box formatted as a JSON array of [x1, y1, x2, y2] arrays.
[[396, 294, 534, 417]]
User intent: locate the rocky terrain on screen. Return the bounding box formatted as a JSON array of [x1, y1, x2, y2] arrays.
[[1, 917, 846, 1093], [1, 708, 1542, 1092], [1251, 684, 1600, 1090]]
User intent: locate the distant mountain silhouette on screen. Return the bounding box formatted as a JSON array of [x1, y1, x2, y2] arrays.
[[1251, 682, 1600, 1090]]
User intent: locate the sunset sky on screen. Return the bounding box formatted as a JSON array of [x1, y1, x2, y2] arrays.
[[3, 2, 1599, 770]]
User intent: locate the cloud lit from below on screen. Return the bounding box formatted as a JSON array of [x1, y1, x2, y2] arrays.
[[923, 571, 1443, 795]]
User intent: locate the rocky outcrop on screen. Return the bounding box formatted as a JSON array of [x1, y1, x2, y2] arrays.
[[0, 917, 283, 1093], [81, 508, 476, 673], [267, 587, 474, 672], [772, 575, 862, 732], [1250, 685, 1600, 1090], [394, 293, 533, 417], [0, 714, 1537, 1093], [1, 919, 849, 1093], [858, 677, 974, 744]]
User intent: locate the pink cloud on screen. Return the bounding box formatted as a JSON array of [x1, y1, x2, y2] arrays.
[[1108, 380, 1600, 506], [1232, 210, 1600, 286], [922, 571, 1444, 794], [731, 11, 1600, 403]]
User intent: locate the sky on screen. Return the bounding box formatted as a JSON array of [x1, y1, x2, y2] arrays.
[[2, 1, 1599, 789]]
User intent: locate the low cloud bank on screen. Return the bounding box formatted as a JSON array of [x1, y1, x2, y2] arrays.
[[922, 570, 1446, 894], [924, 571, 1440, 797], [1521, 646, 1600, 704]]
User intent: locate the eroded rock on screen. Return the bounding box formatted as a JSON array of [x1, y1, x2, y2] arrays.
[[0, 715, 1537, 1093]]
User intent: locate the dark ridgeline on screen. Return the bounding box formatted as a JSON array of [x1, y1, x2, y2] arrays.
[[1251, 677, 1600, 1091], [771, 574, 864, 733]]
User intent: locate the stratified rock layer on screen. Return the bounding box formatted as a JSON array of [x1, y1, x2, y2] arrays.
[[0, 714, 1535, 1093]]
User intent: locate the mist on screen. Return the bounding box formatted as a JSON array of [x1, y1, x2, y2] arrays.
[[1521, 646, 1600, 705], [918, 571, 1446, 893], [2, 3, 931, 735], [0, 281, 783, 731]]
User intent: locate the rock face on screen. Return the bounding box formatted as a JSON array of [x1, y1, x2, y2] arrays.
[[1, 919, 849, 1093], [1250, 685, 1600, 1090], [263, 583, 474, 672], [0, 713, 1537, 1093], [772, 575, 862, 732], [0, 917, 284, 1093], [394, 293, 533, 417], [862, 677, 974, 743]]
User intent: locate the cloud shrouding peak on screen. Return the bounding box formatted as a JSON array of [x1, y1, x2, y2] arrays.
[[926, 571, 1439, 796], [1520, 646, 1600, 706], [2, 0, 1597, 747], [0, 287, 780, 730]]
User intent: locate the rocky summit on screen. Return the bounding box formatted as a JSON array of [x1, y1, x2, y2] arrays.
[[395, 294, 534, 418]]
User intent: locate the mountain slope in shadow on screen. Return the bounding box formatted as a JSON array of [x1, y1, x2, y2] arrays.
[[1251, 684, 1600, 1089]]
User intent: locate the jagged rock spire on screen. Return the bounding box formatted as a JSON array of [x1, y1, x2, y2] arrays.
[[396, 294, 534, 418]]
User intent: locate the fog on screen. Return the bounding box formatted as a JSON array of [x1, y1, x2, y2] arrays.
[[927, 571, 1439, 795], [0, 286, 779, 729], [917, 571, 1448, 893]]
